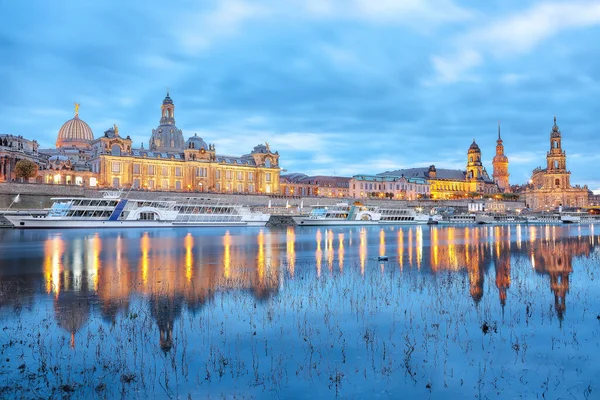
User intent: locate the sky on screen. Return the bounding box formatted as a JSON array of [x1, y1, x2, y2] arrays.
[[2, 0, 600, 188]]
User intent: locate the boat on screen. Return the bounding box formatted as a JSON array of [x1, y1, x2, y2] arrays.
[[377, 207, 431, 225], [559, 211, 600, 224], [171, 197, 270, 226], [5, 190, 271, 229], [292, 202, 382, 226], [474, 213, 523, 225], [438, 214, 477, 225]]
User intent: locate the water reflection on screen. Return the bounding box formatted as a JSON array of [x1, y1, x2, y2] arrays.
[[0, 225, 597, 352]]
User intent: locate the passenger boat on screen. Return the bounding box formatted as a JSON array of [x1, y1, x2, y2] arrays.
[[474, 213, 523, 225], [5, 191, 271, 229], [377, 207, 431, 225], [438, 214, 477, 225], [171, 197, 270, 226], [292, 202, 381, 226]]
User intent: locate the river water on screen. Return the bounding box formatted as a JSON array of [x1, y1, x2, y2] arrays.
[[0, 224, 599, 399]]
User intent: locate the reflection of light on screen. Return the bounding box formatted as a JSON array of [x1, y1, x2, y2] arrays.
[[359, 228, 367, 275], [327, 229, 334, 272], [72, 239, 83, 292], [286, 227, 296, 277], [257, 230, 265, 282], [495, 226, 501, 259], [398, 229, 404, 269], [316, 229, 322, 277], [338, 233, 344, 272], [185, 233, 193, 282], [448, 227, 458, 269], [44, 236, 64, 296], [529, 226, 536, 243], [141, 232, 150, 285], [224, 231, 232, 278], [408, 228, 413, 267], [416, 226, 423, 268], [517, 225, 522, 249], [379, 229, 386, 257], [431, 227, 438, 269], [531, 252, 535, 269], [88, 233, 101, 291]]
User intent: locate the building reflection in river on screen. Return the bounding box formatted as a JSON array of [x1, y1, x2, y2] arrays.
[[17, 224, 596, 351]]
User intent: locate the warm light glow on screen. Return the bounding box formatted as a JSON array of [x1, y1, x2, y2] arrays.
[[224, 231, 232, 278], [416, 226, 423, 268], [257, 230, 265, 282], [359, 228, 367, 275], [87, 233, 101, 291], [398, 229, 404, 269], [43, 236, 64, 296], [338, 233, 344, 272], [316, 229, 323, 277], [327, 229, 334, 272], [379, 229, 386, 257], [286, 227, 296, 277], [185, 233, 193, 282], [140, 232, 150, 285]]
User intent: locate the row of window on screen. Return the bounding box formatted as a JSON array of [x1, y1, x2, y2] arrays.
[[356, 182, 430, 193], [215, 170, 261, 181], [112, 163, 268, 182]]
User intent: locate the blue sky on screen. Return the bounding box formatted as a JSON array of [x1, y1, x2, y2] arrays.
[[2, 0, 600, 189]]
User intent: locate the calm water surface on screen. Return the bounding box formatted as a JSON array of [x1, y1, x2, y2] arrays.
[[0, 225, 599, 399]]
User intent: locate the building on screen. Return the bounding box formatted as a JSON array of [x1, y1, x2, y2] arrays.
[[0, 134, 47, 182], [349, 174, 430, 200], [35, 93, 281, 193], [524, 116, 588, 210], [280, 174, 350, 197], [492, 122, 510, 191], [377, 140, 498, 199]]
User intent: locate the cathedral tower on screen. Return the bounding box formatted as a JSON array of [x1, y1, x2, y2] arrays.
[[466, 140, 483, 180], [545, 115, 570, 189], [149, 91, 185, 152], [492, 121, 510, 191]]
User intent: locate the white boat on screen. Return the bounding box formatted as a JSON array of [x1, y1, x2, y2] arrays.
[[560, 211, 599, 224], [377, 207, 431, 225], [475, 213, 523, 225], [293, 202, 382, 226], [5, 190, 271, 229], [171, 197, 270, 227], [526, 214, 562, 224], [438, 214, 477, 225]]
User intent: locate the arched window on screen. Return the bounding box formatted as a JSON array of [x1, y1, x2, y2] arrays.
[[469, 156, 473, 162], [111, 144, 121, 156], [166, 109, 170, 118], [555, 178, 560, 186], [265, 158, 271, 168], [554, 160, 559, 169], [476, 156, 480, 162]]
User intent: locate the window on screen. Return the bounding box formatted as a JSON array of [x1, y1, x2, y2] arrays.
[[89, 177, 97, 187], [162, 179, 169, 189], [216, 182, 221, 191], [148, 179, 155, 189], [265, 158, 271, 168], [75, 176, 83, 186], [216, 170, 221, 179], [133, 178, 141, 189], [175, 181, 182, 190], [248, 172, 254, 181], [226, 170, 232, 179], [555, 178, 560, 186], [237, 183, 243, 192], [175, 167, 182, 177], [133, 164, 140, 174], [237, 171, 243, 180], [148, 165, 155, 175], [266, 173, 271, 182], [162, 166, 168, 176], [111, 144, 121, 156], [112, 162, 121, 173], [248, 184, 254, 193], [554, 160, 559, 169], [112, 177, 120, 188]]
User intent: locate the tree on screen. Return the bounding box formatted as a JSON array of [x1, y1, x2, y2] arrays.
[[14, 159, 38, 182]]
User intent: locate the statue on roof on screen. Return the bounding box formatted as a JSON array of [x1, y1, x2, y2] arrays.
[[74, 102, 80, 117], [265, 142, 270, 152], [113, 124, 119, 136]]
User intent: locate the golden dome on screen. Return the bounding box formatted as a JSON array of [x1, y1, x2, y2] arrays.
[[56, 106, 94, 148]]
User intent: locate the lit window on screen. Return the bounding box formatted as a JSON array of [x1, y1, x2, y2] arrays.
[[112, 162, 121, 173]]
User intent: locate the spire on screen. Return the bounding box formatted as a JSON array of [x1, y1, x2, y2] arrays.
[[166, 87, 170, 97], [554, 114, 557, 125], [498, 120, 501, 140]]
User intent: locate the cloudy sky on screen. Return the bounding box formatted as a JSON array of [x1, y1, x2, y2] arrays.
[[2, 0, 600, 188]]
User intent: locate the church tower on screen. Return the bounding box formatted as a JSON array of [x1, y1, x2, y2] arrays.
[[545, 115, 570, 189], [466, 140, 483, 180], [149, 91, 185, 152], [492, 121, 510, 191]]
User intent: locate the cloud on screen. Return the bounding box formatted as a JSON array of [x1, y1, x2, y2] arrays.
[[431, 1, 600, 83]]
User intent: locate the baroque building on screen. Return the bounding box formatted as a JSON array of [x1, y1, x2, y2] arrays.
[[349, 174, 430, 200], [376, 139, 499, 199], [0, 134, 47, 182], [524, 116, 588, 210], [31, 93, 281, 193], [492, 122, 509, 191]]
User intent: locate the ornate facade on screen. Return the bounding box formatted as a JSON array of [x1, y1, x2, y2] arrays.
[[349, 174, 430, 200], [0, 134, 46, 183], [524, 116, 588, 210], [377, 140, 499, 199], [33, 93, 281, 193], [492, 122, 509, 191]]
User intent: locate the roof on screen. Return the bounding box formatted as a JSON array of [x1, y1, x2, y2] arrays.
[[378, 167, 466, 181], [352, 174, 429, 184]]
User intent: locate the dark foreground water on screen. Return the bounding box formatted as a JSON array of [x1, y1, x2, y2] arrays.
[[0, 224, 599, 399]]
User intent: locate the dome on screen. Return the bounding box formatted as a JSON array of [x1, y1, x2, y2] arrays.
[[149, 92, 185, 152], [468, 140, 481, 152], [493, 154, 508, 163], [56, 115, 94, 148], [186, 134, 208, 150]]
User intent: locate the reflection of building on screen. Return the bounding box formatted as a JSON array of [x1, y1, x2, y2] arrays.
[[531, 237, 591, 320], [377, 140, 499, 200], [524, 116, 588, 210], [494, 251, 511, 307], [14, 93, 281, 193]]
